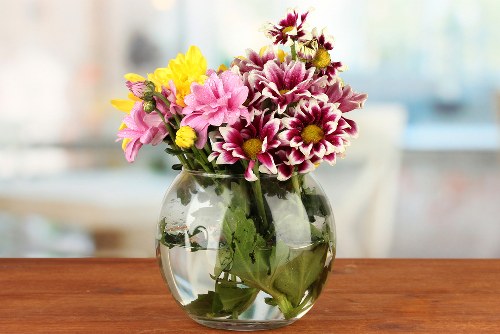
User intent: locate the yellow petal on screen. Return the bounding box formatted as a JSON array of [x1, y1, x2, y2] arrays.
[[147, 72, 163, 92], [127, 93, 141, 102], [124, 73, 146, 82], [218, 64, 228, 72], [277, 49, 287, 63], [118, 122, 127, 131], [121, 138, 131, 151], [111, 99, 135, 112]]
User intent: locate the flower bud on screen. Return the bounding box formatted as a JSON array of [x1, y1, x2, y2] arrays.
[[143, 100, 156, 113], [175, 126, 197, 149], [142, 80, 156, 101]]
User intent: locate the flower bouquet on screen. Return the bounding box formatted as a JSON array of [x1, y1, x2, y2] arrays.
[[112, 8, 366, 331]]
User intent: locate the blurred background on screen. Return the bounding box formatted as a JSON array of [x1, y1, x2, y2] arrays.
[[1, 0, 499, 258]]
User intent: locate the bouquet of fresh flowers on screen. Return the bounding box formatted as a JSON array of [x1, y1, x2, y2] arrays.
[[112, 8, 367, 327], [112, 9, 366, 180]]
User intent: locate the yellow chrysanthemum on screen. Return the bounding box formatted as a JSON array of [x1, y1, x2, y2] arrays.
[[175, 126, 197, 149], [149, 45, 207, 107]]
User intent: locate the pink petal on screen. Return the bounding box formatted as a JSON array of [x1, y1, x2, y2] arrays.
[[277, 164, 293, 181], [261, 118, 280, 139], [284, 61, 306, 88], [297, 160, 315, 174], [125, 139, 142, 163], [262, 61, 284, 87], [343, 118, 359, 138], [323, 152, 337, 165], [257, 152, 277, 174], [232, 148, 247, 160], [190, 82, 216, 105], [117, 129, 140, 139], [219, 127, 243, 146], [339, 100, 361, 113], [194, 125, 209, 149], [208, 151, 220, 162], [299, 142, 313, 157], [244, 160, 258, 181], [228, 86, 249, 110], [216, 151, 239, 164]]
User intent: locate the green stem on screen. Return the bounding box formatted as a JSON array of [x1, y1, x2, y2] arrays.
[[291, 43, 297, 61], [171, 113, 213, 172], [249, 161, 269, 233], [154, 109, 193, 170], [291, 172, 301, 195], [154, 92, 171, 108]]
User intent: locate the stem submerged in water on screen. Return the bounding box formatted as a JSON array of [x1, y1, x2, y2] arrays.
[[251, 162, 269, 233]]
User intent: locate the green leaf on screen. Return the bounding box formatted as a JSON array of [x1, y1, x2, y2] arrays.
[[184, 291, 227, 317], [176, 174, 197, 205], [272, 243, 328, 307], [214, 247, 232, 278], [301, 189, 331, 221], [171, 163, 183, 170], [223, 207, 271, 288], [268, 240, 290, 282], [264, 297, 278, 306], [216, 283, 258, 312]]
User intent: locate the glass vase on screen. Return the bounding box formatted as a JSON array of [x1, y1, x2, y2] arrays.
[[156, 169, 336, 331]]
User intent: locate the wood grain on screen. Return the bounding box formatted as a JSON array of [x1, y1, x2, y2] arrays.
[[0, 259, 499, 333]]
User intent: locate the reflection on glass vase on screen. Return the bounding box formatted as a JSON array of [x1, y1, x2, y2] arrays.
[[156, 170, 336, 331]]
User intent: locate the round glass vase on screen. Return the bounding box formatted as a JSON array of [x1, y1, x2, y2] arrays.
[[156, 169, 336, 331]]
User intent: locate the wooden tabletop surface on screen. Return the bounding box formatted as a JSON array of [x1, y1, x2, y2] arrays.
[[0, 258, 499, 333]]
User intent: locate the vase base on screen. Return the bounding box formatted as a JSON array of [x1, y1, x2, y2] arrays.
[[191, 316, 296, 331]]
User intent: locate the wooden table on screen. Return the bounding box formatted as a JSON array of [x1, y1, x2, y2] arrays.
[[1, 259, 499, 333]]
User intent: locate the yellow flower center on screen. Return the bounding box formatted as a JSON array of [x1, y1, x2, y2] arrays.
[[312, 47, 331, 69], [279, 89, 290, 95], [282, 26, 295, 34], [301, 125, 324, 144], [175, 126, 197, 149], [242, 138, 263, 160]]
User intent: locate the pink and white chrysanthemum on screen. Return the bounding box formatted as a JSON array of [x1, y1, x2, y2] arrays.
[[298, 28, 344, 83], [232, 48, 288, 110], [272, 148, 321, 181], [279, 99, 346, 167], [208, 114, 281, 181], [232, 47, 284, 74], [324, 79, 368, 137], [181, 70, 250, 149], [312, 28, 334, 51], [263, 9, 311, 46], [117, 102, 167, 162], [297, 28, 334, 61], [257, 60, 326, 114]]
